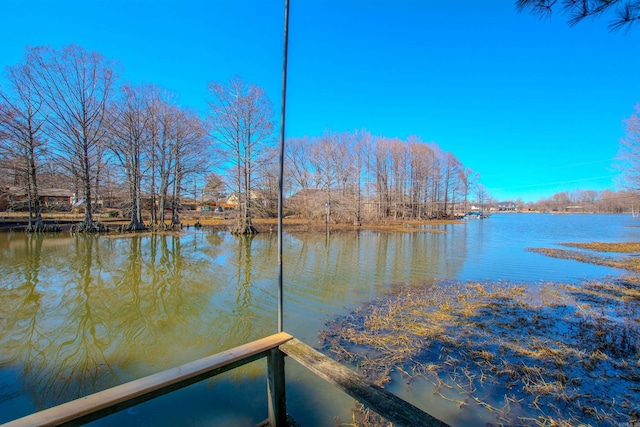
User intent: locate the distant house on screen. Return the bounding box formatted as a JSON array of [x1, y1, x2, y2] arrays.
[[498, 201, 517, 212], [565, 205, 583, 212], [226, 190, 268, 209], [2, 187, 73, 211]]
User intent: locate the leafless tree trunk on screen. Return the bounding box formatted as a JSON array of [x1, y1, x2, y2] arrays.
[[441, 152, 461, 217], [460, 167, 479, 214], [170, 107, 208, 226], [374, 139, 391, 220], [208, 76, 274, 234], [617, 104, 640, 195], [108, 84, 151, 230], [0, 63, 47, 231], [352, 130, 371, 225]]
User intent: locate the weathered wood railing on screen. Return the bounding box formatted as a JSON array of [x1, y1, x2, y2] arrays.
[[0, 333, 449, 427]]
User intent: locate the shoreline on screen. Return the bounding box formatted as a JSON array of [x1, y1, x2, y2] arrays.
[[0, 213, 461, 234]]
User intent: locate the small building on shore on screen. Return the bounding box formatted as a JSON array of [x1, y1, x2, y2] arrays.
[[498, 201, 518, 212], [1, 186, 74, 212]]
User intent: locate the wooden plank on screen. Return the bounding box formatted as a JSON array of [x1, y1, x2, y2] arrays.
[[267, 349, 287, 427], [2, 332, 293, 427], [279, 338, 450, 427]]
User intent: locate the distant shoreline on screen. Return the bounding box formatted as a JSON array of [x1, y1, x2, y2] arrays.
[[0, 210, 633, 233]]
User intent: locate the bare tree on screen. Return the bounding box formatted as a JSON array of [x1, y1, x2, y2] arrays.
[[25, 45, 116, 231], [207, 76, 274, 234], [388, 138, 409, 219], [351, 130, 371, 225], [516, 0, 640, 31], [143, 86, 170, 226], [460, 167, 480, 215], [476, 184, 490, 214], [203, 172, 226, 202], [441, 152, 462, 217], [374, 138, 392, 219], [309, 133, 341, 222], [139, 87, 185, 230], [108, 84, 151, 230], [168, 106, 208, 226], [285, 136, 313, 193], [616, 104, 640, 199], [154, 103, 176, 229], [409, 140, 435, 219], [0, 63, 47, 231]]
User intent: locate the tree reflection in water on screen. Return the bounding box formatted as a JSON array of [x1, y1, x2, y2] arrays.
[[230, 234, 255, 346], [0, 228, 465, 423], [0, 233, 229, 414], [0, 234, 47, 407]]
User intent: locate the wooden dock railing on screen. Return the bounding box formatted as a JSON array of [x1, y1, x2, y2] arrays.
[[0, 332, 449, 427]]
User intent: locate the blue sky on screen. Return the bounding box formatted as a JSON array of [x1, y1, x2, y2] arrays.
[[1, 0, 639, 202]]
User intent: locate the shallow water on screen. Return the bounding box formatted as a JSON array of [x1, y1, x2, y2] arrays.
[[0, 213, 636, 425]]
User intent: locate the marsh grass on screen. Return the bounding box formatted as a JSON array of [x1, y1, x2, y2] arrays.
[[561, 242, 640, 253], [322, 277, 640, 426], [527, 241, 640, 273]]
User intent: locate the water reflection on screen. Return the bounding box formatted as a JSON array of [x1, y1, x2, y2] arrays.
[[0, 234, 47, 409], [229, 235, 256, 346], [0, 233, 227, 418], [0, 228, 472, 422], [3, 216, 626, 425]]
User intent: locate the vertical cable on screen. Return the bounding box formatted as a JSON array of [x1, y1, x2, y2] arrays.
[[277, 0, 290, 333]]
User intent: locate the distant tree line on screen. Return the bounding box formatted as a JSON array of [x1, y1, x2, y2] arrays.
[[284, 132, 480, 222], [0, 44, 488, 231], [2, 44, 639, 234], [522, 189, 639, 213]]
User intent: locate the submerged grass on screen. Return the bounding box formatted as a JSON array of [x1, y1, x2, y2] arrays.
[[322, 277, 640, 426], [560, 242, 640, 253], [528, 241, 640, 273], [527, 247, 640, 273]]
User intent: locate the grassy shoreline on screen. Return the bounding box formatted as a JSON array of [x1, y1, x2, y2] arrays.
[[0, 211, 459, 233]]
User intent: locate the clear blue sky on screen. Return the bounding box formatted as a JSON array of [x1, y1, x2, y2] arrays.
[[1, 0, 639, 202]]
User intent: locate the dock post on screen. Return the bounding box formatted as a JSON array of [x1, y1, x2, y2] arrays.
[[267, 348, 286, 426]]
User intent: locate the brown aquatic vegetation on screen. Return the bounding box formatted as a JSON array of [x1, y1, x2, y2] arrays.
[[180, 217, 455, 234], [527, 247, 640, 273], [560, 241, 640, 253], [322, 279, 640, 426]]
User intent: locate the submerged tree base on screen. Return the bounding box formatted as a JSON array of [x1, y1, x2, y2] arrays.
[[230, 223, 259, 235], [70, 222, 109, 233], [25, 223, 62, 233], [149, 222, 182, 232], [120, 221, 147, 232]]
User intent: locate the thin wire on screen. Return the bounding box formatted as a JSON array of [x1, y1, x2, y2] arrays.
[[277, 0, 290, 333]]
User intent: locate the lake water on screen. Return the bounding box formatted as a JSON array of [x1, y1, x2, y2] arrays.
[[0, 213, 637, 426]]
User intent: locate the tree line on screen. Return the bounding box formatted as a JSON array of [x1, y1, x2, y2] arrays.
[[0, 44, 490, 232], [283, 132, 481, 223], [1, 44, 638, 234], [520, 189, 638, 213], [0, 45, 260, 232]]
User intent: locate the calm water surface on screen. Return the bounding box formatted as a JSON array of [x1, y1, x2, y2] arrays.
[[0, 213, 637, 426]]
